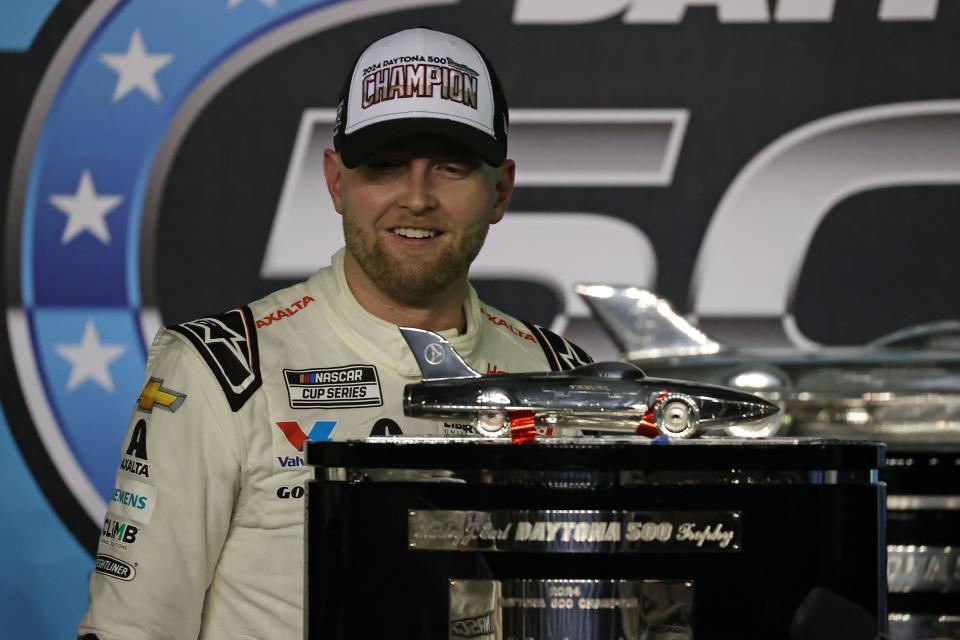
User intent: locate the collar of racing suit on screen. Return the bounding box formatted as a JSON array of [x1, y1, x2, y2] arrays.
[[304, 248, 483, 378]]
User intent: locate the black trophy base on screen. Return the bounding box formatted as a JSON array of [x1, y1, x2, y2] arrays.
[[305, 439, 885, 640]]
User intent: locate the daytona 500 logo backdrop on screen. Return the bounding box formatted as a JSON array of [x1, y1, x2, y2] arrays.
[[4, 0, 960, 548]]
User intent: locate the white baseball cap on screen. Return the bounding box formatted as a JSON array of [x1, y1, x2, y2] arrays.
[[333, 27, 509, 168]]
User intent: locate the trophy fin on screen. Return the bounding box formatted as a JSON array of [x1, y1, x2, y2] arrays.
[[399, 327, 482, 381], [575, 284, 723, 359]]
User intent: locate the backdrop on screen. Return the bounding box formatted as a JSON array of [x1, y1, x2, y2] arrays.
[[2, 0, 959, 635]]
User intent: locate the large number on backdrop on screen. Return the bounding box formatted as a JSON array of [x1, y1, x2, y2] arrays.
[[5, 0, 956, 548]]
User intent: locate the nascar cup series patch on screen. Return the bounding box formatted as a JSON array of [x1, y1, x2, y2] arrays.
[[283, 365, 383, 409]]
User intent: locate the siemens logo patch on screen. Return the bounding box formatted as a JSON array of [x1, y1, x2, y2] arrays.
[[95, 554, 136, 581], [113, 489, 147, 509], [108, 478, 157, 524], [284, 365, 382, 408]]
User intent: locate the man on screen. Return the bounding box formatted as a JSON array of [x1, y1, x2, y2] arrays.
[[79, 27, 591, 639]]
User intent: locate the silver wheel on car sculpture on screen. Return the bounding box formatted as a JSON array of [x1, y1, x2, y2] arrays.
[[473, 388, 513, 437], [655, 394, 700, 439], [475, 410, 510, 437]]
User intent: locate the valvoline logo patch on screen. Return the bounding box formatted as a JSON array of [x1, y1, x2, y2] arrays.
[[275, 420, 336, 451]]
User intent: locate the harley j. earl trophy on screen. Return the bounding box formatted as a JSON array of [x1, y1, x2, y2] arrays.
[[304, 329, 887, 639]]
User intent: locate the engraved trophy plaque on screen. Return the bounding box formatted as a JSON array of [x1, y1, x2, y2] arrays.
[[448, 579, 694, 640]]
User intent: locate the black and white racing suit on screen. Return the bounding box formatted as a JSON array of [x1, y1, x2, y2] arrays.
[[78, 248, 591, 640]]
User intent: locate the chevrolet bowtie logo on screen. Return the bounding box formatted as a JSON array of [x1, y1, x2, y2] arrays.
[[137, 377, 186, 413]]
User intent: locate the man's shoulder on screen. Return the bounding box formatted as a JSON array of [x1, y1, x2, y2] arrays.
[[477, 304, 593, 372], [164, 306, 262, 412], [477, 304, 541, 348], [247, 278, 319, 330], [159, 277, 326, 411]]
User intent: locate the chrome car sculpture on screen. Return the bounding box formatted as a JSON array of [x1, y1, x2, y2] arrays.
[[576, 284, 960, 442], [399, 327, 779, 441]]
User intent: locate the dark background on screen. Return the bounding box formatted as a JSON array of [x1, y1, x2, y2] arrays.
[[152, 0, 960, 342]]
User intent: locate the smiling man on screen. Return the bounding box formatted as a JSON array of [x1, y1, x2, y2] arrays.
[[79, 28, 591, 640], [330, 135, 507, 332]]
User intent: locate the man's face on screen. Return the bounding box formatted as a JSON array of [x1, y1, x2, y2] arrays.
[[324, 135, 515, 307]]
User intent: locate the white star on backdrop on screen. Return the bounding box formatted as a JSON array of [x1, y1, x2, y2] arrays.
[[48, 170, 123, 244], [227, 0, 277, 8], [55, 321, 127, 392], [100, 29, 173, 102]]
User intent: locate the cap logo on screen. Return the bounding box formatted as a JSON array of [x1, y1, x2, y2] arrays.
[[361, 57, 479, 110], [445, 57, 479, 77]]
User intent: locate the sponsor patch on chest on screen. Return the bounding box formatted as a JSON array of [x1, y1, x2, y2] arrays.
[[283, 365, 383, 409]]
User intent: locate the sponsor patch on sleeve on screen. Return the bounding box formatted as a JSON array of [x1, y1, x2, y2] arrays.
[[136, 377, 186, 413], [168, 306, 261, 412], [283, 365, 383, 408], [95, 554, 136, 581], [108, 477, 157, 524], [100, 516, 141, 551]]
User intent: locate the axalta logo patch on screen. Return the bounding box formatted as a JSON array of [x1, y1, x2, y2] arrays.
[[120, 456, 150, 477], [283, 365, 382, 408], [481, 309, 535, 343], [256, 295, 314, 328], [120, 418, 150, 477], [95, 554, 136, 581]]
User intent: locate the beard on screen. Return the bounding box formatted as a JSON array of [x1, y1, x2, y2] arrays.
[[342, 214, 490, 307]]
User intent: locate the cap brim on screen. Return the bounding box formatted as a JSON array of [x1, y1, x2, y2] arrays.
[[339, 118, 505, 168]]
